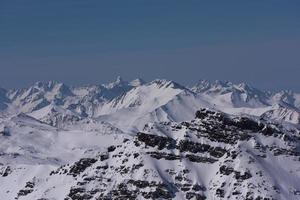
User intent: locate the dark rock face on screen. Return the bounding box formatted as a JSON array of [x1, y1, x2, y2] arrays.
[[100, 183, 138, 200], [216, 188, 225, 198], [177, 140, 226, 158], [135, 132, 176, 150], [1, 166, 12, 177], [192, 108, 284, 145], [147, 151, 181, 160], [234, 170, 252, 181], [185, 154, 217, 163], [233, 117, 264, 132], [67, 187, 93, 200], [219, 165, 234, 175], [97, 181, 176, 200], [178, 140, 211, 153], [68, 158, 98, 177], [195, 108, 225, 121], [186, 192, 206, 200], [107, 145, 116, 152], [99, 154, 109, 161], [17, 181, 35, 198]]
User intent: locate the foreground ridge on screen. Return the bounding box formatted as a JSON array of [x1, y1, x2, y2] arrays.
[[1, 109, 299, 199]]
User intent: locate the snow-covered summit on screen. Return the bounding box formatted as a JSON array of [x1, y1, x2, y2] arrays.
[[0, 78, 300, 129], [129, 78, 145, 87], [191, 80, 270, 108], [103, 76, 127, 89]]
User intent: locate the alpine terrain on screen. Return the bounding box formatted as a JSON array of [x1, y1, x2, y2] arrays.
[[0, 77, 300, 200]]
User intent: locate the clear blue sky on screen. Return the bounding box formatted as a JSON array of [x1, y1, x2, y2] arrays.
[[1, 0, 300, 91]]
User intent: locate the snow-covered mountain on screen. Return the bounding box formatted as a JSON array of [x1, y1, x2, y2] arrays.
[[191, 80, 300, 126], [191, 80, 270, 108], [261, 102, 300, 124], [1, 77, 300, 129], [1, 108, 299, 200], [2, 77, 299, 130], [0, 77, 300, 199], [271, 90, 300, 109]]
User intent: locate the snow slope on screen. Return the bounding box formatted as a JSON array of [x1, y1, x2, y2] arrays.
[[0, 78, 300, 199], [1, 109, 299, 200]]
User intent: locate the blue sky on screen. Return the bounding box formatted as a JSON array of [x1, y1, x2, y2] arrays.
[[1, 0, 300, 91]]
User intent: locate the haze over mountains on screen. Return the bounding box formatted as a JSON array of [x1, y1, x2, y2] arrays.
[[0, 77, 300, 199]]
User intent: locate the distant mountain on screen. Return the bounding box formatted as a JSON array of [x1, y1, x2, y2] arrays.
[[261, 102, 300, 124], [191, 80, 270, 108], [0, 77, 300, 130], [270, 90, 300, 109], [129, 78, 146, 87], [7, 81, 73, 113]]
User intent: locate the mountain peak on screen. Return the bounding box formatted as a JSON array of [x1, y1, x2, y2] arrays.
[[115, 75, 123, 83], [192, 80, 261, 94], [32, 80, 69, 92], [129, 78, 145, 87], [234, 82, 255, 92], [213, 80, 233, 87], [192, 79, 233, 93], [104, 76, 129, 89], [150, 79, 185, 90]]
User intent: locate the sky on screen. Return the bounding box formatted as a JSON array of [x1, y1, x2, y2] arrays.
[[1, 0, 300, 91]]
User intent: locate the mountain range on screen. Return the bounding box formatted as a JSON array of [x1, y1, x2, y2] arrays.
[[1, 77, 300, 129], [0, 77, 299, 199]]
